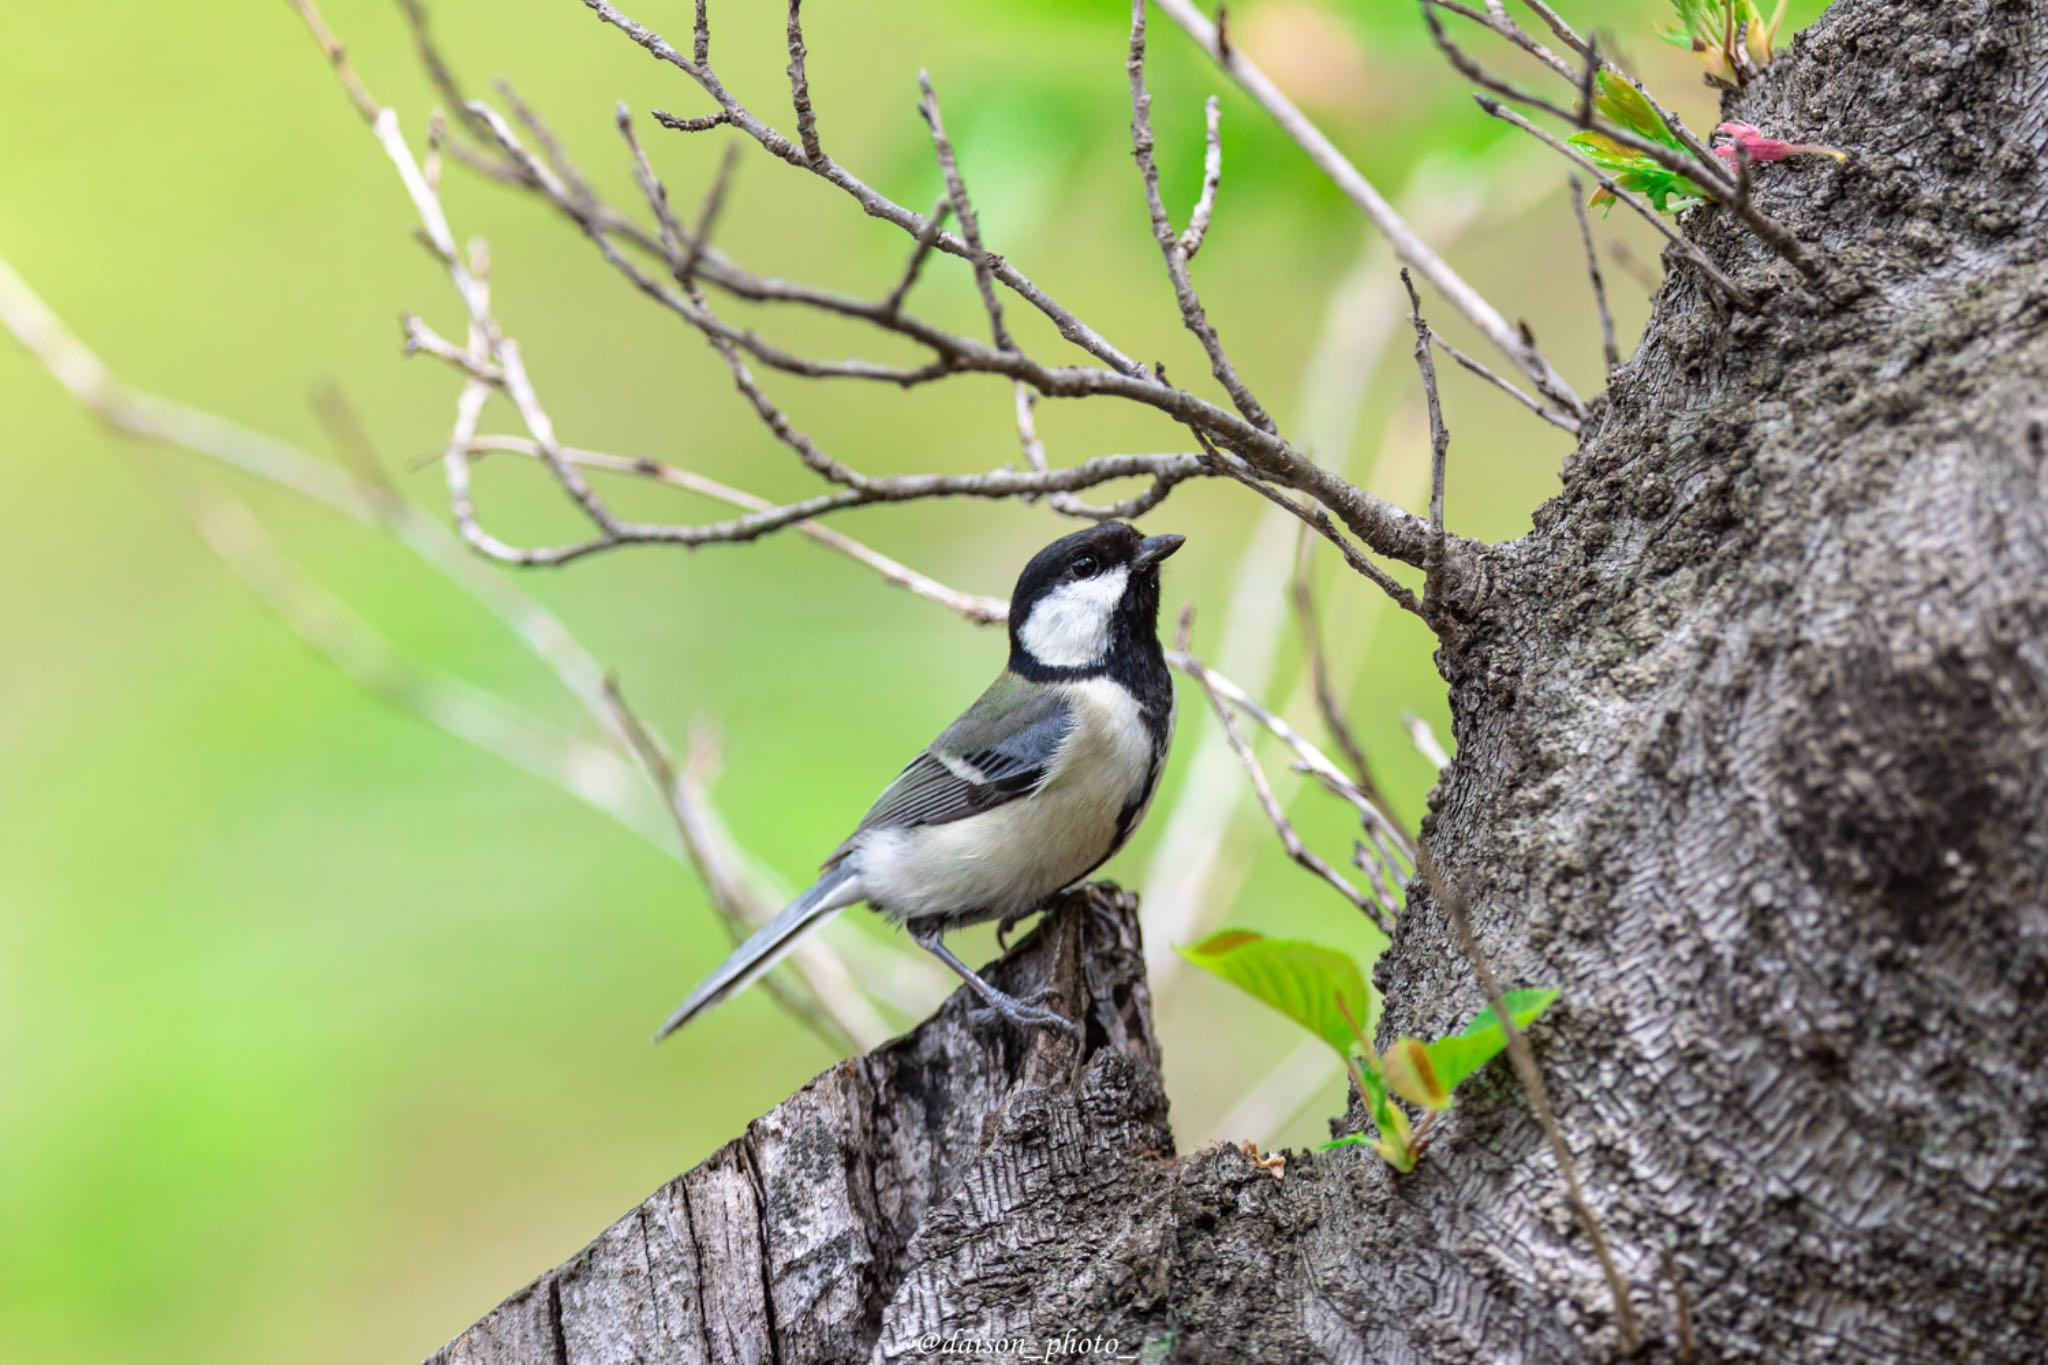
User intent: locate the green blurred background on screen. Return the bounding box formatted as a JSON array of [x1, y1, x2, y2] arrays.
[[0, 1, 1821, 1360]]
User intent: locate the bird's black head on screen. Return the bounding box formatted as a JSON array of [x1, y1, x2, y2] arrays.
[[1007, 521, 1185, 678]]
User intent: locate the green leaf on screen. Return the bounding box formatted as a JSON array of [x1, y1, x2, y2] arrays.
[[1177, 930, 1379, 1057], [1421, 988, 1561, 1098], [1593, 70, 1675, 148], [1381, 1036, 1451, 1110], [1665, 0, 1721, 45], [1565, 133, 1707, 214], [1566, 131, 1640, 173]]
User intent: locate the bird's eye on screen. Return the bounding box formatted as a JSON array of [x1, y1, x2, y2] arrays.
[[1069, 555, 1099, 579]]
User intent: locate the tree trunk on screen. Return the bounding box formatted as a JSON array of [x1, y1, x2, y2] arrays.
[[430, 0, 2048, 1358]]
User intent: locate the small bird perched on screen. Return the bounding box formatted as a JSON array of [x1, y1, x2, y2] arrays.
[[656, 521, 1185, 1040]]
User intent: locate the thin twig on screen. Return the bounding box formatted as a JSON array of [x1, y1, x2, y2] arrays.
[[0, 249, 900, 1050], [1402, 710, 1452, 771], [616, 102, 690, 263], [652, 108, 731, 134], [1178, 97, 1223, 260], [1566, 174, 1620, 373], [1663, 1246, 1699, 1364], [464, 436, 1009, 624], [879, 196, 951, 317], [1289, 529, 1410, 853], [917, 72, 1012, 353], [309, 382, 400, 502], [1152, 0, 1584, 418], [1416, 850, 1640, 1352], [1607, 238, 1660, 292], [1129, 1, 1274, 433], [600, 677, 865, 1052], [784, 0, 823, 164], [1430, 328, 1579, 433], [553, 0, 1437, 569], [1197, 433, 1423, 619], [495, 77, 595, 207], [1177, 611, 1395, 935], [1166, 631, 1411, 922], [397, 0, 493, 144], [1402, 272, 1452, 620], [1427, 4, 1824, 282], [678, 142, 740, 284], [1426, 6, 1733, 200], [286, 0, 378, 123], [1479, 97, 1756, 309]]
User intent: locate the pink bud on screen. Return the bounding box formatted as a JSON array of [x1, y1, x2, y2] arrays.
[[1713, 121, 1846, 165]]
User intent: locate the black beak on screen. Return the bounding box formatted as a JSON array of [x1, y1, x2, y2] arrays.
[[1133, 533, 1186, 569]]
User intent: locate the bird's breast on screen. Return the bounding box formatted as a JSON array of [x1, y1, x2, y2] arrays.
[[857, 677, 1164, 922]]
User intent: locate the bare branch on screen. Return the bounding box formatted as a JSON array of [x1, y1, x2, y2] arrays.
[[1289, 529, 1412, 854], [535, 0, 1438, 570], [0, 250, 908, 1049], [401, 311, 500, 381], [1197, 433, 1424, 619], [1176, 610, 1396, 935], [1165, 619, 1412, 925], [309, 383, 399, 501], [495, 76, 596, 207], [450, 434, 1209, 563], [1664, 1246, 1700, 1365], [1404, 710, 1452, 770], [1425, 0, 1576, 79], [586, 0, 1152, 377], [784, 0, 823, 164], [1178, 97, 1223, 260], [397, 0, 493, 144], [917, 72, 1013, 354], [1402, 272, 1452, 620], [652, 108, 731, 134], [466, 438, 1010, 624], [164, 475, 638, 822], [1416, 850, 1641, 1351], [1479, 97, 1757, 309], [1426, 5, 1825, 284], [1607, 237, 1661, 292], [879, 196, 951, 317], [285, 0, 378, 123], [1567, 173, 1621, 372], [600, 677, 875, 1053], [678, 141, 740, 285], [1129, 1, 1275, 433], [616, 103, 690, 262], [1430, 327, 1579, 433], [1153, 0, 1584, 418]]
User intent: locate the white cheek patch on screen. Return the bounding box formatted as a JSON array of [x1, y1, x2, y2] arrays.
[[1018, 566, 1129, 668]]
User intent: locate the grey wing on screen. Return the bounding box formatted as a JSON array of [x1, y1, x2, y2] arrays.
[[827, 680, 1073, 864]]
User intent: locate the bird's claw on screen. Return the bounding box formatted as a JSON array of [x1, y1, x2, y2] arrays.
[[968, 985, 1080, 1038]]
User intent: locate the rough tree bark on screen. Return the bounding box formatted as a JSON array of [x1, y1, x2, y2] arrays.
[[431, 0, 2047, 1359]]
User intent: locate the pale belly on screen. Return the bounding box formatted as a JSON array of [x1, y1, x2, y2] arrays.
[[853, 678, 1166, 923]]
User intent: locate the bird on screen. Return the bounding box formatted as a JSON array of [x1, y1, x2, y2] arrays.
[[654, 520, 1186, 1041]]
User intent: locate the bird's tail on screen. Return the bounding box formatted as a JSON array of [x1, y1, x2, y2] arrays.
[[652, 863, 864, 1042]]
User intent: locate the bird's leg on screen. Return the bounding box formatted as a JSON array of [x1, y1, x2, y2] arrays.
[[908, 919, 1079, 1038]]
